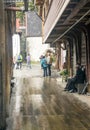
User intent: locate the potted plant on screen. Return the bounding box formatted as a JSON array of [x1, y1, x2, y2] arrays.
[[60, 69, 69, 82]]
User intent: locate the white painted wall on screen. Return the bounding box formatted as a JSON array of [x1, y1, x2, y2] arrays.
[[26, 37, 50, 61], [12, 34, 20, 57]]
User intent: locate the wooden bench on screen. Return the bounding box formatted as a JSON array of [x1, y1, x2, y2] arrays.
[[77, 82, 88, 94]]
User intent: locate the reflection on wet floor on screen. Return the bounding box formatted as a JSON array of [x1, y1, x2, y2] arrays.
[[7, 66, 90, 130]]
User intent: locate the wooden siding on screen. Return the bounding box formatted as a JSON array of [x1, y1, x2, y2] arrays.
[[43, 0, 70, 43], [0, 0, 6, 129]]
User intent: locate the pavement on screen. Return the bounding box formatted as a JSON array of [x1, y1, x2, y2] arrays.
[[14, 63, 90, 108], [6, 64, 90, 130]]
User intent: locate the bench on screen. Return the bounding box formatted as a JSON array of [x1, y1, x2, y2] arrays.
[[77, 82, 88, 94]]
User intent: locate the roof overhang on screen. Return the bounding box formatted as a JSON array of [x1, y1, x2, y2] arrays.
[[44, 0, 90, 44]]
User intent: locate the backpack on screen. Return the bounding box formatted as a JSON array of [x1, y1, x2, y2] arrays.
[[18, 55, 21, 60], [41, 58, 47, 68]]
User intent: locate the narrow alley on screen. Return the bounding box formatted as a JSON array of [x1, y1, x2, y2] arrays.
[[1, 0, 90, 130], [6, 64, 90, 130]]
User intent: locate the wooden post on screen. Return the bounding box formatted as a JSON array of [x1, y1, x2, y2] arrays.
[[0, 0, 6, 129]]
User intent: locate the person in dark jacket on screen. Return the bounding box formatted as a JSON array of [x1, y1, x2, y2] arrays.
[[64, 64, 86, 92]]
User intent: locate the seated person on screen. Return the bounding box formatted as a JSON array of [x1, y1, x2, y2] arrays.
[[64, 64, 86, 92]]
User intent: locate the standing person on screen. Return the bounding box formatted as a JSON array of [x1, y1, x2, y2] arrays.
[[26, 53, 31, 68], [41, 55, 48, 77], [47, 53, 53, 76], [16, 53, 23, 69]]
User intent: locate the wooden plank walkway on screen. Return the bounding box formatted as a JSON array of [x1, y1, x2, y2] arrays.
[[6, 64, 90, 130]]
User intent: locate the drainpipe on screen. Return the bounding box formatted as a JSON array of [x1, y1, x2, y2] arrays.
[[53, 9, 90, 44]]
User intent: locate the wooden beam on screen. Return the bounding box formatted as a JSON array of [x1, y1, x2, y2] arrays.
[[5, 7, 23, 11], [63, 0, 90, 25], [54, 26, 69, 30], [56, 23, 73, 27]]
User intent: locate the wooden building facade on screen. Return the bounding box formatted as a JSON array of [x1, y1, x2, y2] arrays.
[[0, 0, 35, 129], [0, 0, 16, 129], [35, 0, 90, 92]]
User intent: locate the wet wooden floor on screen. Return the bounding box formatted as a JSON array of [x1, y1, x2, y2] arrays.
[[7, 65, 90, 130]]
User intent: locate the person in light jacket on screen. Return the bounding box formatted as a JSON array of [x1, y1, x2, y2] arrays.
[[26, 53, 31, 68], [47, 53, 53, 76]]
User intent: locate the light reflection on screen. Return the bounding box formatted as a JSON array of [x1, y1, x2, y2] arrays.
[[31, 94, 43, 108], [14, 79, 22, 113], [29, 78, 44, 89], [15, 96, 21, 113]]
